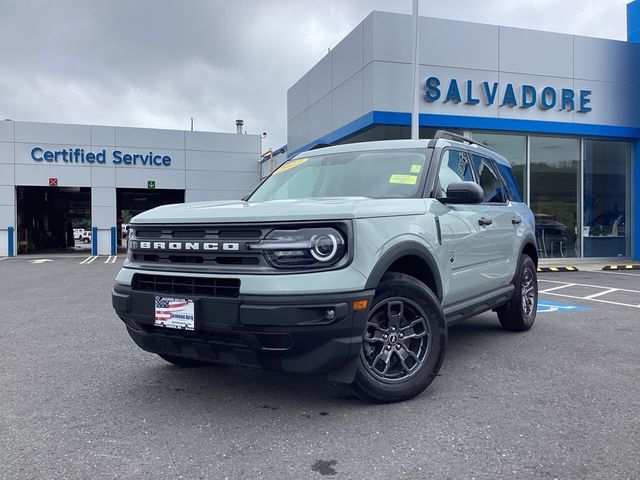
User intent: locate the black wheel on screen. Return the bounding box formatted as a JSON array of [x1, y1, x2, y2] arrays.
[[83, 238, 90, 244], [350, 272, 447, 403], [158, 354, 211, 368], [496, 254, 538, 331]]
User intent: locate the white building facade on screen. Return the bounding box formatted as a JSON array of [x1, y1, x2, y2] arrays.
[[0, 121, 261, 256]]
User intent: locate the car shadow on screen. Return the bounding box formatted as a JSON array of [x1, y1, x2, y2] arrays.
[[115, 312, 512, 411]]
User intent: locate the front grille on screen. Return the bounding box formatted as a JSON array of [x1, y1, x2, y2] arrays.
[[127, 221, 352, 274], [129, 225, 268, 270], [133, 274, 240, 298], [136, 227, 264, 240]]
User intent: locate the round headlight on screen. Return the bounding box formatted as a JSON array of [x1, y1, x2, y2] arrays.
[[252, 227, 347, 269], [310, 234, 338, 262]]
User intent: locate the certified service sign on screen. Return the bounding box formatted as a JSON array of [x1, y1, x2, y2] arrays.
[[31, 147, 172, 166]]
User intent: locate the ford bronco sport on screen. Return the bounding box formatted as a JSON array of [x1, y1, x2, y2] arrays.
[[112, 130, 538, 403]]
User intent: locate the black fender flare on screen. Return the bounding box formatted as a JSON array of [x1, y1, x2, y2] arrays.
[[519, 233, 538, 264], [507, 234, 538, 288], [364, 241, 443, 301]]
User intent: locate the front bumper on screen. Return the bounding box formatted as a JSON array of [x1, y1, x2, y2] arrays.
[[112, 284, 375, 383]]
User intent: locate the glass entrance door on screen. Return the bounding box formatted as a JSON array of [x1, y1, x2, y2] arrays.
[[530, 136, 580, 258]]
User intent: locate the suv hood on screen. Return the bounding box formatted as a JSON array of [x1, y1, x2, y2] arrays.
[[131, 198, 426, 224]]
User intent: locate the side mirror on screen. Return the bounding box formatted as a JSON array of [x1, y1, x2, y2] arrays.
[[443, 181, 484, 204]]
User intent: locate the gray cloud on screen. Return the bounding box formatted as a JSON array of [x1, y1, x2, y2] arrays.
[[0, 0, 630, 151]]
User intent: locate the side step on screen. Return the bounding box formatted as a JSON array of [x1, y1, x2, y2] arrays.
[[443, 285, 514, 326]]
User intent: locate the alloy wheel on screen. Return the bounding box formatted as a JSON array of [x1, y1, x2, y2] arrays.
[[361, 297, 431, 383], [521, 268, 536, 317]]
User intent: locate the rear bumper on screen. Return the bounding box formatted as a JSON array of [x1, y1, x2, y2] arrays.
[[112, 284, 375, 383]]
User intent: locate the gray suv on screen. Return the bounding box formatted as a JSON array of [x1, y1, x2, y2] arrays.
[[112, 130, 538, 403]]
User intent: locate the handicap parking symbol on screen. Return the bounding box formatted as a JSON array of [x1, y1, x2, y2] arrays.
[[537, 299, 592, 313]]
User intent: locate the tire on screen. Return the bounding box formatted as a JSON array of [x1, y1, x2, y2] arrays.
[[496, 254, 538, 331], [350, 272, 447, 403], [158, 354, 211, 368]]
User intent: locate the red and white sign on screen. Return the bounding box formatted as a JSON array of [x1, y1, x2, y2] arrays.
[[49, 177, 58, 187]]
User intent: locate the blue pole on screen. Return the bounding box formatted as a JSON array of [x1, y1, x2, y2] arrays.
[[633, 140, 640, 261], [92, 226, 98, 256], [110, 226, 116, 255], [7, 226, 14, 257]]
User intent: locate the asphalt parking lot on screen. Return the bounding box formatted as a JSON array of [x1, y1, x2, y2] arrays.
[[1, 256, 639, 479]]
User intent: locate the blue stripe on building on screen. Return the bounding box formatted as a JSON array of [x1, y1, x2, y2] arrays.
[[628, 0, 640, 43], [289, 110, 640, 158]]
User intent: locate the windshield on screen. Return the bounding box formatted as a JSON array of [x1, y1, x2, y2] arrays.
[[250, 148, 428, 201]]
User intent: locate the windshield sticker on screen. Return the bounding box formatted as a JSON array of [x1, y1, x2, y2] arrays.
[[410, 164, 422, 173], [389, 174, 418, 185], [274, 158, 308, 174]]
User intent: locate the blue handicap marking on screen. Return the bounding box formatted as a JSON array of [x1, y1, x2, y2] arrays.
[[537, 299, 592, 313]]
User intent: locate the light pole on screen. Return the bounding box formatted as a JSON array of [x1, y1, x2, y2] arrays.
[[411, 0, 420, 140]]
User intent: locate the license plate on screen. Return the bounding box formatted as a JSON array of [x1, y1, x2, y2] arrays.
[[154, 296, 195, 331]]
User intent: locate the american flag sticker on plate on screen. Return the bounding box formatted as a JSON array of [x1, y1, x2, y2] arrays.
[[154, 296, 195, 330]]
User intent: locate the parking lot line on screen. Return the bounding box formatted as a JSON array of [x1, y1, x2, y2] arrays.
[[104, 255, 117, 264], [541, 292, 640, 309], [80, 256, 97, 264], [583, 288, 618, 300], [590, 270, 640, 278], [539, 279, 640, 294], [538, 279, 640, 309], [539, 283, 576, 293]]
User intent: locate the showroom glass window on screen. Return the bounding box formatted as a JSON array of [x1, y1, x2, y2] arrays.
[[530, 136, 580, 258], [583, 140, 630, 257], [472, 132, 526, 201]]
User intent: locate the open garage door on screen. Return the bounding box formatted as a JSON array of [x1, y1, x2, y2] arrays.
[[16, 186, 91, 254], [117, 188, 185, 249]]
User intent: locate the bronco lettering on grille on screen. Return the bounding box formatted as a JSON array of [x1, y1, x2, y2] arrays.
[[134, 241, 241, 251]]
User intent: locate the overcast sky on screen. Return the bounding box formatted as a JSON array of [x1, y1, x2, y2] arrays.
[[0, 0, 630, 151]]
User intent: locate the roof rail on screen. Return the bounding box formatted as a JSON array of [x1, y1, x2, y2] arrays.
[[433, 130, 491, 150], [309, 143, 333, 150]]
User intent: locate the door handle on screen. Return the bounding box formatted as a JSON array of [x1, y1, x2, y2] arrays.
[[478, 217, 493, 226], [511, 216, 522, 225]]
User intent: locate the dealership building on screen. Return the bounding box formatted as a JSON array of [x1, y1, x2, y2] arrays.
[[0, 121, 261, 256], [3, 3, 640, 261], [288, 2, 640, 260]]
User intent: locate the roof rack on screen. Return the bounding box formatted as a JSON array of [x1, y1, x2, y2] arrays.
[[309, 143, 333, 150], [433, 130, 491, 150]]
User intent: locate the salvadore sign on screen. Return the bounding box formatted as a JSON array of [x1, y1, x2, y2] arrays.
[[424, 76, 592, 113], [31, 147, 172, 166]]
